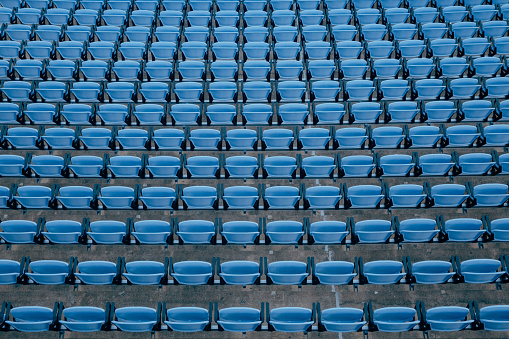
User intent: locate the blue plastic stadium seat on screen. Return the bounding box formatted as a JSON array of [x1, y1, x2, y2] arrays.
[[372, 59, 401, 78], [332, 25, 358, 43], [145, 156, 180, 178], [0, 260, 20, 284], [305, 186, 341, 209], [216, 0, 239, 10], [29, 155, 64, 177], [14, 60, 44, 80], [347, 185, 384, 208], [181, 41, 208, 60], [87, 220, 126, 244], [174, 82, 203, 102], [473, 183, 509, 207], [253, 213, 296, 238], [0, 103, 18, 124], [0, 41, 21, 59], [426, 307, 473, 332], [490, 218, 509, 241], [301, 155, 335, 177], [461, 99, 494, 121], [274, 42, 301, 60], [242, 103, 272, 124], [340, 155, 374, 177], [398, 40, 425, 58], [68, 156, 102, 177], [328, 9, 352, 25], [276, 60, 303, 80], [60, 306, 106, 332], [177, 220, 215, 244], [399, 218, 439, 242], [262, 128, 294, 149], [432, 184, 469, 207], [112, 61, 141, 81], [5, 24, 32, 41], [217, 307, 262, 332], [380, 80, 409, 100], [309, 221, 347, 244], [439, 57, 466, 78], [26, 260, 68, 285], [272, 10, 296, 26], [335, 127, 368, 148], [450, 78, 480, 99], [140, 82, 170, 102], [224, 156, 257, 178], [263, 156, 296, 178], [314, 103, 345, 124], [311, 81, 340, 101], [485, 77, 509, 98], [244, 42, 270, 59], [80, 60, 108, 81], [364, 260, 405, 285], [320, 307, 366, 332], [0, 155, 24, 176], [424, 100, 455, 122], [302, 25, 327, 42], [356, 8, 380, 25], [314, 261, 355, 285], [391, 23, 417, 40], [279, 104, 309, 124], [461, 259, 506, 283], [186, 10, 210, 26], [480, 305, 509, 331], [308, 60, 335, 79], [101, 9, 126, 26], [181, 186, 217, 209], [269, 308, 314, 333], [42, 220, 82, 243], [415, 79, 445, 100], [123, 261, 165, 285], [169, 104, 200, 125], [379, 154, 413, 176], [221, 220, 259, 244], [484, 125, 509, 146], [96, 104, 129, 125], [406, 58, 433, 79], [473, 57, 502, 77], [5, 306, 53, 332], [23, 103, 56, 124], [74, 261, 117, 285], [112, 307, 157, 332], [243, 27, 268, 42], [146, 61, 173, 81], [226, 129, 257, 150], [445, 218, 484, 241], [387, 102, 418, 123], [2, 81, 32, 101], [47, 60, 76, 80], [243, 61, 270, 81], [105, 82, 135, 102], [389, 184, 426, 208], [0, 220, 37, 244], [264, 187, 300, 209], [189, 129, 221, 149], [95, 26, 121, 42], [412, 260, 454, 284], [4, 127, 39, 149], [446, 125, 479, 147], [208, 82, 237, 102], [373, 307, 419, 332], [155, 26, 180, 42], [99, 186, 134, 209], [108, 156, 142, 177], [471, 4, 497, 21], [215, 10, 239, 27], [88, 41, 115, 60], [345, 80, 374, 101], [71, 82, 100, 102], [14, 185, 51, 209], [305, 41, 331, 59], [164, 307, 209, 332], [210, 61, 237, 81], [425, 25, 451, 42], [153, 128, 185, 149], [159, 10, 183, 26], [15, 8, 41, 24], [130, 10, 155, 26], [186, 156, 219, 178], [25, 41, 52, 59], [267, 262, 308, 285], [57, 41, 84, 59], [219, 261, 260, 285], [483, 21, 508, 38], [354, 219, 392, 243], [172, 261, 213, 285], [372, 126, 404, 148], [458, 153, 494, 175]]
